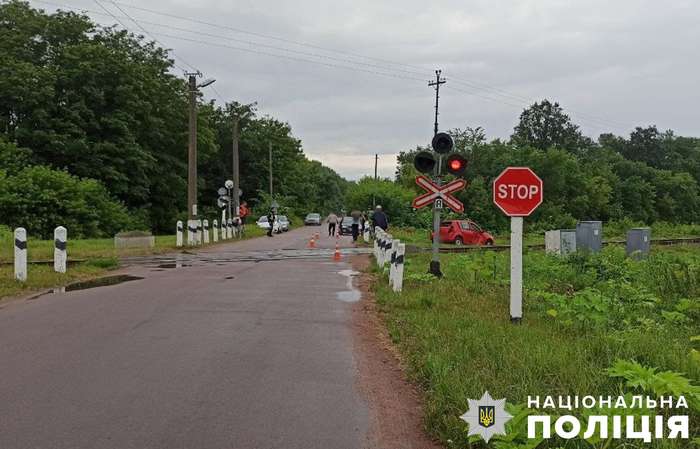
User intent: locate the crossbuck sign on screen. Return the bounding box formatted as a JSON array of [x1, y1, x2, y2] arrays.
[[412, 175, 466, 213]]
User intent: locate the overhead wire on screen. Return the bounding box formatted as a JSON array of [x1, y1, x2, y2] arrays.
[[35, 0, 632, 131]]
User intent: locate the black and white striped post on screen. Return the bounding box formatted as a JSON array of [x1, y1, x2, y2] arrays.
[[54, 226, 67, 273], [203, 219, 210, 244], [197, 219, 203, 245], [389, 239, 399, 286], [176, 220, 183, 247], [213, 219, 219, 242], [393, 243, 405, 292], [14, 227, 27, 282], [187, 220, 197, 246], [227, 219, 233, 239]]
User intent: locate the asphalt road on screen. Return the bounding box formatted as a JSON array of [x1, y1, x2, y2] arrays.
[[0, 226, 371, 449]]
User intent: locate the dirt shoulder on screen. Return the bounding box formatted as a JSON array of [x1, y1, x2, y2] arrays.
[[350, 255, 443, 449]]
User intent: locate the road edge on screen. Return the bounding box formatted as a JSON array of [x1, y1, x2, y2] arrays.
[[350, 255, 443, 449]]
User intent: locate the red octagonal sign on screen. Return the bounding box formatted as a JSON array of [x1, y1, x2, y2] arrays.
[[493, 167, 543, 217]]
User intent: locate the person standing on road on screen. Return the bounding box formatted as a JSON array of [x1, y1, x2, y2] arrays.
[[327, 212, 339, 237], [350, 210, 361, 242], [371, 205, 388, 231], [266, 209, 275, 237]]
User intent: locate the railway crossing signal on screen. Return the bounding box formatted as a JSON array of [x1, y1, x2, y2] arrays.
[[412, 176, 466, 212]]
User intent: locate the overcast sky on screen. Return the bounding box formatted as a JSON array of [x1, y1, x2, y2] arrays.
[[31, 0, 700, 179]]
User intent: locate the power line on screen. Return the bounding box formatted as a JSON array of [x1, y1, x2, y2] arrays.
[[91, 0, 189, 73], [35, 0, 633, 130], [106, 0, 198, 72]]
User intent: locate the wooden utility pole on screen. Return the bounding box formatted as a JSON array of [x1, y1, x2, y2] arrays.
[[428, 69, 447, 277], [232, 114, 240, 217]]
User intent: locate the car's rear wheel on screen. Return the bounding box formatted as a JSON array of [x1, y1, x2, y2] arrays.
[[485, 239, 494, 246], [454, 237, 463, 246]]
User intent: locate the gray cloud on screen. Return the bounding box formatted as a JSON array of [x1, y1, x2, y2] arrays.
[[32, 0, 700, 179]]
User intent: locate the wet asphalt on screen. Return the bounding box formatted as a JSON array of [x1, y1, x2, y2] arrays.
[[0, 226, 371, 449]]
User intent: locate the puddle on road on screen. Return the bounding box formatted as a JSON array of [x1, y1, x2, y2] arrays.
[[336, 269, 361, 302], [28, 275, 144, 300]]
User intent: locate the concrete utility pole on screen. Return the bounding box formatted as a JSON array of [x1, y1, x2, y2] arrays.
[[372, 154, 378, 208], [428, 69, 447, 277], [232, 114, 240, 218], [187, 74, 198, 219], [185, 71, 216, 219], [268, 141, 273, 197]]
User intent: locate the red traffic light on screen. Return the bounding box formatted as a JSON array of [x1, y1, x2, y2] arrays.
[[446, 154, 467, 176]]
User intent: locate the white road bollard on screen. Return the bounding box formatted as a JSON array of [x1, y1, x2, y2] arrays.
[[393, 243, 405, 293], [373, 230, 379, 261], [228, 219, 234, 239], [383, 235, 392, 270], [221, 210, 227, 239], [203, 220, 210, 244], [376, 231, 384, 266], [213, 219, 219, 242], [176, 220, 183, 247], [197, 219, 204, 245], [389, 239, 399, 287], [187, 220, 197, 246], [54, 226, 67, 273], [363, 227, 370, 243], [14, 227, 27, 282]]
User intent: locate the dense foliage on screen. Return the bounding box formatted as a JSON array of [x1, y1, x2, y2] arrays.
[[0, 1, 347, 236]]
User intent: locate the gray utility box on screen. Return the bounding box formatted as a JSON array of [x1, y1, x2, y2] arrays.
[[626, 227, 651, 259], [545, 229, 577, 256], [576, 221, 603, 253]]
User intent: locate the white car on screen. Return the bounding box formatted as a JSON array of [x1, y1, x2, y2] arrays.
[[277, 215, 290, 232], [257, 216, 283, 233]]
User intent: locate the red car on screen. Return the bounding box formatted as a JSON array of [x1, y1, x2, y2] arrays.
[[430, 220, 495, 246]]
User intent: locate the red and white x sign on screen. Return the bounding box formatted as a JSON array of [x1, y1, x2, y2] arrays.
[[412, 175, 466, 213]]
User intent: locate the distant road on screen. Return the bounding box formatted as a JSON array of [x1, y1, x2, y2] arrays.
[[0, 226, 371, 449]]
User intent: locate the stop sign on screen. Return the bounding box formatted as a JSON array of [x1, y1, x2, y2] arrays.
[[493, 167, 543, 216]]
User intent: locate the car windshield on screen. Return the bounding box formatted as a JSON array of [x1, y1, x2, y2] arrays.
[[306, 213, 319, 219], [278, 216, 288, 222], [257, 216, 267, 223], [342, 217, 353, 224], [460, 222, 471, 230]]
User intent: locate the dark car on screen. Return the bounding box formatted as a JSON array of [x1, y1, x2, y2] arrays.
[[304, 213, 321, 226], [430, 219, 495, 246], [339, 216, 354, 236]]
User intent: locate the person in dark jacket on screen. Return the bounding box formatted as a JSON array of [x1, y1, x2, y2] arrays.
[[266, 209, 275, 237], [371, 205, 388, 231]]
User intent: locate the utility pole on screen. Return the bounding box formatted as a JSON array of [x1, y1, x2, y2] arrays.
[[428, 69, 446, 277], [232, 113, 240, 218], [373, 154, 378, 208], [268, 142, 273, 197], [187, 73, 198, 219]]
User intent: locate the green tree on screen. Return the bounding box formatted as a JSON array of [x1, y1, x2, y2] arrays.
[[511, 100, 591, 153]]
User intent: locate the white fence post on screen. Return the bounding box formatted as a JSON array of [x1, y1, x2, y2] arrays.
[[389, 239, 399, 286], [221, 210, 227, 239], [363, 227, 370, 243], [227, 219, 233, 239], [213, 219, 219, 242], [176, 220, 183, 247], [393, 243, 405, 292], [54, 226, 67, 273], [187, 220, 196, 246], [14, 227, 27, 282], [203, 220, 210, 244], [197, 219, 203, 245]]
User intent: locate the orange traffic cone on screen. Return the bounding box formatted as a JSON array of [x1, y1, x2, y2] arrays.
[[308, 236, 316, 248], [333, 243, 341, 261]]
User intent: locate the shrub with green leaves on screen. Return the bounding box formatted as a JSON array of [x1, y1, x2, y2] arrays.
[[0, 165, 137, 238]]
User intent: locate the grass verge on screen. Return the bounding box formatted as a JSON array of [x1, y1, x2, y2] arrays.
[[373, 245, 699, 448]]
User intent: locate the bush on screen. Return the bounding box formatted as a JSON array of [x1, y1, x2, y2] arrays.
[[0, 165, 138, 238]]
